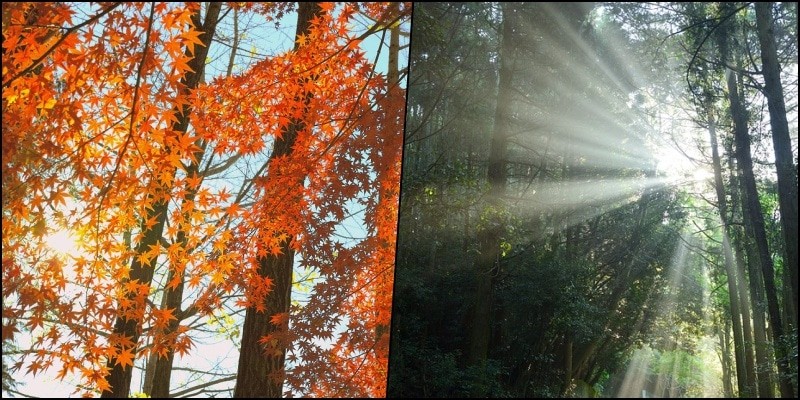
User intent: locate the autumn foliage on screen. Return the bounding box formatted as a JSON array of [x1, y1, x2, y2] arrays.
[[2, 2, 408, 397]]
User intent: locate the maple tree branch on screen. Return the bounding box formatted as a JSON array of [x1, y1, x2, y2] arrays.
[[180, 158, 268, 258], [240, 6, 409, 92], [122, 2, 161, 179], [331, 337, 381, 397], [201, 153, 242, 177], [2, 2, 122, 88], [305, 23, 390, 168], [358, 5, 411, 37], [171, 366, 233, 376], [2, 388, 38, 398], [226, 7, 239, 78], [15, 315, 110, 338], [169, 376, 236, 398], [94, 3, 157, 260]]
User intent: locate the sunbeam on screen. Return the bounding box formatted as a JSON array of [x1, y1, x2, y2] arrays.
[[509, 175, 670, 218], [614, 232, 690, 398], [617, 347, 653, 398]]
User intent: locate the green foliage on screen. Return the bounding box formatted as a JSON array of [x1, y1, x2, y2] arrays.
[[776, 326, 799, 390]]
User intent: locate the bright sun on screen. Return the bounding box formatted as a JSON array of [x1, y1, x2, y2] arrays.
[[654, 143, 713, 189], [44, 229, 80, 257]]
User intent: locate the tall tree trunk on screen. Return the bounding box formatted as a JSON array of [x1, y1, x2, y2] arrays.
[[466, 2, 515, 377], [374, 0, 402, 344], [148, 155, 205, 398], [732, 240, 758, 397], [563, 338, 574, 395], [233, 3, 322, 398], [733, 185, 775, 398], [101, 4, 220, 397], [728, 147, 774, 398], [733, 241, 757, 397], [726, 64, 794, 398], [718, 317, 734, 398], [145, 2, 223, 398], [706, 106, 753, 397], [716, 3, 791, 393], [755, 3, 798, 330]]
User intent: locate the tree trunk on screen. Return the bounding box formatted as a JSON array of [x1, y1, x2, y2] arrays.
[[731, 238, 758, 397], [706, 107, 752, 397], [466, 2, 514, 378], [233, 3, 321, 398], [733, 243, 757, 397], [372, 0, 402, 351], [726, 150, 769, 397], [755, 2, 798, 330], [718, 317, 734, 398], [715, 4, 791, 392], [726, 64, 793, 398], [145, 2, 223, 398], [563, 338, 574, 395], [101, 4, 220, 397], [149, 162, 204, 398], [728, 149, 774, 398]]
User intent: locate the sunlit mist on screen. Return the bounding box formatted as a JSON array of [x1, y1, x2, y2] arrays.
[[613, 232, 722, 397], [617, 347, 653, 398]]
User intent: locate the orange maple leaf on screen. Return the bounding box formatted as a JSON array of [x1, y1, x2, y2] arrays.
[[114, 348, 135, 369], [152, 308, 178, 330]]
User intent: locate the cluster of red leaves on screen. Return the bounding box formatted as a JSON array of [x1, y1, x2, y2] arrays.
[[3, 2, 212, 395], [210, 3, 410, 396], [3, 1, 408, 397], [296, 82, 406, 399]]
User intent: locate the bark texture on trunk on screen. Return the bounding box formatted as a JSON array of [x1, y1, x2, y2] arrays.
[[233, 3, 322, 398], [101, 4, 220, 397]]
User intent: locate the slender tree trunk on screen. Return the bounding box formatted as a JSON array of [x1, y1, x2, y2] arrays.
[[707, 106, 752, 397], [149, 157, 204, 398], [727, 65, 794, 398], [101, 4, 219, 397], [736, 207, 775, 398], [233, 3, 322, 398], [715, 4, 791, 392], [373, 0, 402, 344], [718, 317, 734, 398], [466, 3, 515, 378], [563, 338, 574, 395], [387, 2, 400, 87], [733, 244, 757, 397], [728, 150, 775, 398], [755, 2, 798, 330], [149, 3, 232, 395], [141, 351, 157, 395]]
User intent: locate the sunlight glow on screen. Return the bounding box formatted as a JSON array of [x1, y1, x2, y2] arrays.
[[654, 142, 715, 193], [510, 175, 671, 232], [655, 146, 692, 179], [614, 231, 723, 398], [617, 347, 652, 398], [44, 229, 80, 258], [690, 168, 714, 183]]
